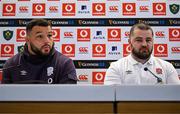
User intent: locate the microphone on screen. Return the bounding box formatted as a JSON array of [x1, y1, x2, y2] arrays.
[[144, 67, 162, 83]]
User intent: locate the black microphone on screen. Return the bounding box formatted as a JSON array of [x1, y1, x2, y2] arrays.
[[144, 67, 162, 83]]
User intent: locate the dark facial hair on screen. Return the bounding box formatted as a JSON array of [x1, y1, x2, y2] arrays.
[[30, 42, 54, 57], [131, 46, 153, 59]]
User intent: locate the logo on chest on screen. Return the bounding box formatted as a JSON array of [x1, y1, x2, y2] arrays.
[[126, 70, 132, 74], [47, 67, 54, 76]]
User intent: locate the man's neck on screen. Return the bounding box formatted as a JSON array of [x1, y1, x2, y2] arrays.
[[131, 54, 150, 64]]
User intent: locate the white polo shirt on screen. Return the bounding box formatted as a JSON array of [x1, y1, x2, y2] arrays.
[[104, 54, 180, 85]]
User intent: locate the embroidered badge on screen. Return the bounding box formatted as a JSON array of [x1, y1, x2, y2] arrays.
[[156, 68, 162, 74], [126, 70, 132, 74], [20, 70, 27, 76], [47, 67, 54, 76]]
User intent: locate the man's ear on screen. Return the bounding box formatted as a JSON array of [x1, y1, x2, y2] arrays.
[[128, 38, 131, 44], [25, 36, 29, 42]]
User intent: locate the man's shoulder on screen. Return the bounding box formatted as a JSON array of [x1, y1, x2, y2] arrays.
[[111, 56, 129, 65], [54, 50, 72, 62], [4, 53, 22, 68], [152, 56, 172, 66]]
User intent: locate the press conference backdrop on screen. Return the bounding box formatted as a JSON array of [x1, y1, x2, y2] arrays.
[[0, 0, 180, 84]]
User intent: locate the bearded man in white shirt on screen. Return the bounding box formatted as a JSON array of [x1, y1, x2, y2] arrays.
[[104, 23, 180, 85]]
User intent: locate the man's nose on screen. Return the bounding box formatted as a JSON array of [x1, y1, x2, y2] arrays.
[[142, 40, 147, 46], [43, 36, 50, 43]]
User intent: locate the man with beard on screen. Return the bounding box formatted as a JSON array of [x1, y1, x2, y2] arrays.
[[104, 23, 180, 85], [2, 19, 77, 84]]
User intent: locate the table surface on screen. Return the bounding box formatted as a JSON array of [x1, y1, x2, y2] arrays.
[[0, 84, 180, 101]]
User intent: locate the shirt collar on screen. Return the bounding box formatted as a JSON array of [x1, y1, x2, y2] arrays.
[[128, 54, 153, 65]]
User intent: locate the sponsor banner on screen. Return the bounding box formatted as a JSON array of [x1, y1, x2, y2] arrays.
[[154, 44, 168, 57], [0, 60, 6, 69], [0, 44, 14, 57], [92, 71, 106, 84], [74, 60, 115, 69], [0, 18, 180, 27], [166, 60, 180, 69]]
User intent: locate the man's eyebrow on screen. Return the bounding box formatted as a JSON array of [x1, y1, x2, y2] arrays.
[[134, 37, 143, 39], [35, 31, 43, 34]]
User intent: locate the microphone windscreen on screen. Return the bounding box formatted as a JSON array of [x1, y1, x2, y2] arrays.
[[144, 67, 148, 71]]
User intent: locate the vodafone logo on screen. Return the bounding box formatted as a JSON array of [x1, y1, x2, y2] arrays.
[[95, 73, 104, 81], [95, 4, 103, 12], [92, 44, 106, 57], [169, 28, 180, 41], [3, 4, 16, 16], [123, 44, 131, 57], [32, 3, 45, 16], [16, 29, 26, 42], [19, 30, 26, 37], [126, 45, 131, 53], [92, 72, 105, 84], [111, 30, 118, 37], [108, 28, 121, 41], [92, 3, 105, 16], [35, 5, 43, 12], [155, 4, 163, 11], [154, 44, 168, 57], [95, 45, 103, 53], [65, 46, 73, 53], [0, 44, 14, 57], [65, 4, 73, 12], [172, 29, 180, 37], [4, 45, 12, 53], [52, 29, 60, 42], [52, 30, 58, 38], [123, 3, 136, 15], [80, 30, 88, 37], [62, 44, 75, 57], [77, 29, 90, 41], [157, 45, 165, 53], [125, 4, 133, 12], [62, 3, 75, 16], [6, 5, 13, 12], [153, 3, 166, 15]]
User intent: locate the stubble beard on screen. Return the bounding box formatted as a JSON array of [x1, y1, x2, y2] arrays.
[[131, 46, 153, 60], [29, 42, 53, 57]]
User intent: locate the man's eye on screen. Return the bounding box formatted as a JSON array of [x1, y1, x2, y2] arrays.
[[37, 35, 43, 38], [146, 39, 152, 42], [48, 34, 52, 38], [136, 40, 142, 42]]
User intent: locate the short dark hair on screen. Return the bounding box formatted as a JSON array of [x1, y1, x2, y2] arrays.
[[130, 23, 154, 37], [26, 19, 51, 34]]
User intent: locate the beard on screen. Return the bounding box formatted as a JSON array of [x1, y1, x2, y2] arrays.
[[30, 42, 54, 57], [131, 46, 153, 60]]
